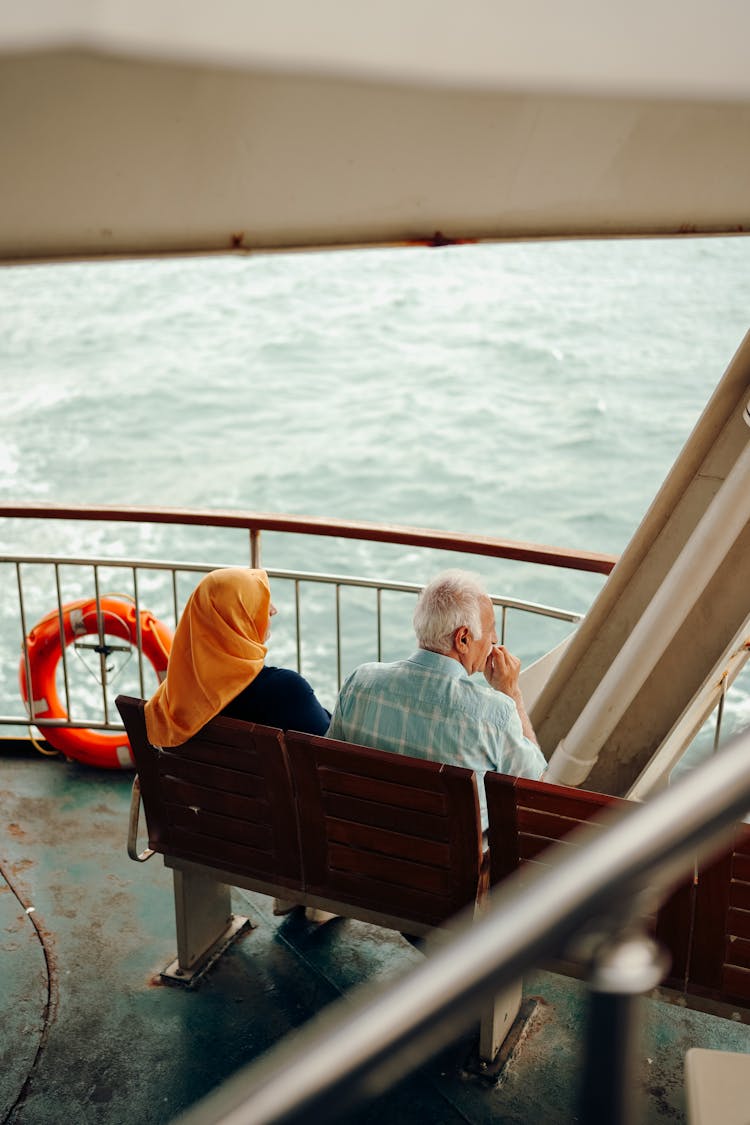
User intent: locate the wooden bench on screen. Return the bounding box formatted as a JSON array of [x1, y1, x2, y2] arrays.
[[117, 694, 750, 1062], [116, 695, 518, 1063], [485, 771, 750, 1010]]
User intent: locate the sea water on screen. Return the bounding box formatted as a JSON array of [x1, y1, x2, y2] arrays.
[[1, 236, 749, 765]]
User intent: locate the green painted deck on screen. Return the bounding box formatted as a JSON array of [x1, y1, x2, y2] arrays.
[[2, 745, 750, 1124]]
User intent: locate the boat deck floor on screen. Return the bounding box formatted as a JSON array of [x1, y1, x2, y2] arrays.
[[2, 746, 750, 1125]]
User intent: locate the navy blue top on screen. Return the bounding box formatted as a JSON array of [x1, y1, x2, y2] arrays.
[[221, 665, 331, 735]]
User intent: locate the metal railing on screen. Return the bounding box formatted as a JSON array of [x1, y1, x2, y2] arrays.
[[1, 503, 746, 777], [0, 502, 607, 740], [2, 504, 746, 763], [173, 725, 750, 1125], [2, 554, 583, 735]]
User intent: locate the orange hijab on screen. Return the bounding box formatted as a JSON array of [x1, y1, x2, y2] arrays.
[[144, 567, 271, 747]]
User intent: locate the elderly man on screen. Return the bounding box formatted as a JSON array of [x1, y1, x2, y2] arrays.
[[327, 569, 546, 828]]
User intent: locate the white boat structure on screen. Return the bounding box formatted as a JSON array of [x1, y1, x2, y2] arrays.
[[1, 5, 750, 1124]]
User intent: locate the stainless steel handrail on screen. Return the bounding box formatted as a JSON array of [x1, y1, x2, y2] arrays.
[[172, 726, 750, 1125], [3, 555, 584, 624], [1, 502, 607, 743], [3, 553, 583, 736]]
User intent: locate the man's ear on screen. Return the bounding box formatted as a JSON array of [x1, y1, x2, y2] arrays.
[[455, 626, 471, 650]]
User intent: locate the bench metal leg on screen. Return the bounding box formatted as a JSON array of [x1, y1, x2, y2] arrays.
[[162, 868, 251, 985], [478, 977, 523, 1063]]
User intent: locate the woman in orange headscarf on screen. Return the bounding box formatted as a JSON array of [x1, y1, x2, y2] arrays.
[[144, 567, 330, 747]]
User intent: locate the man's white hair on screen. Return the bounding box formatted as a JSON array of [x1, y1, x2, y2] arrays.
[[413, 569, 489, 655]]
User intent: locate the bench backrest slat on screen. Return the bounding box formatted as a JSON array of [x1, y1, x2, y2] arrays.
[[322, 790, 454, 841], [161, 776, 269, 822], [159, 754, 272, 798], [317, 767, 452, 818], [284, 731, 483, 927]]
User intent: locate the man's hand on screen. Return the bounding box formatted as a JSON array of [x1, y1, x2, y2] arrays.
[[484, 644, 539, 746], [484, 644, 521, 696]]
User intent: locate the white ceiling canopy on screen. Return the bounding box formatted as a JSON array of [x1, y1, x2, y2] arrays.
[[3, 2, 750, 261]]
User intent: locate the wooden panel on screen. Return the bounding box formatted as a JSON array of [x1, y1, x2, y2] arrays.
[[725, 935, 750, 970], [170, 826, 281, 877], [729, 880, 750, 913], [733, 853, 750, 882], [727, 907, 750, 941], [515, 806, 609, 841], [323, 791, 451, 840], [162, 776, 271, 823], [721, 965, 750, 1005], [311, 737, 446, 778], [307, 866, 459, 927], [159, 756, 270, 798], [165, 732, 265, 773], [318, 767, 449, 816], [328, 844, 456, 895], [326, 818, 451, 867], [167, 804, 274, 852], [515, 778, 624, 820]]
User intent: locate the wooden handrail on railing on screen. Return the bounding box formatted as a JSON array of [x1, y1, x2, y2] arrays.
[[0, 504, 618, 575]]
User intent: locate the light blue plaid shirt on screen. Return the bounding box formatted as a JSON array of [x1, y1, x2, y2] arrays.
[[327, 648, 547, 829]]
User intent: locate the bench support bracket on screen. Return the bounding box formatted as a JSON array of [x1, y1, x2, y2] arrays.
[[162, 867, 253, 986], [478, 977, 523, 1063]]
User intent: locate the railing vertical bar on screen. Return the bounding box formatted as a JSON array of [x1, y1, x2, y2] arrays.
[[295, 579, 302, 674], [376, 587, 383, 662], [16, 563, 35, 732], [92, 565, 110, 725], [251, 529, 262, 568], [171, 569, 180, 626], [54, 562, 74, 722], [501, 605, 508, 645], [336, 584, 342, 688], [133, 567, 146, 699]]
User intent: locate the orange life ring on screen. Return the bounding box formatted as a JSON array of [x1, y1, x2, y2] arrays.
[[19, 595, 172, 769]]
